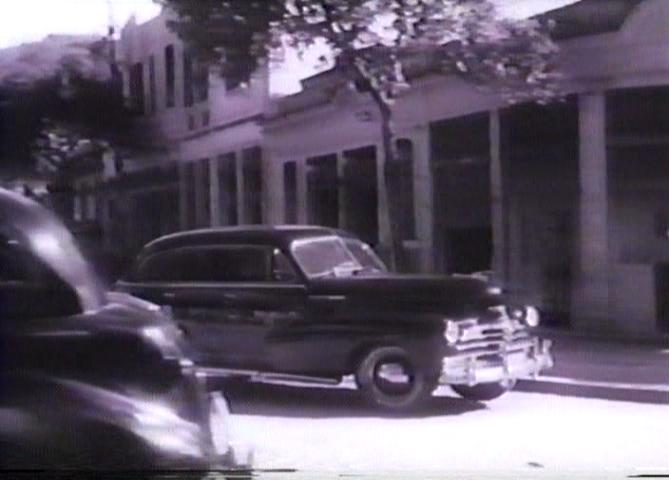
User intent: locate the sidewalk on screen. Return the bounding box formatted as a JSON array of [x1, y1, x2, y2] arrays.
[[517, 328, 669, 403]]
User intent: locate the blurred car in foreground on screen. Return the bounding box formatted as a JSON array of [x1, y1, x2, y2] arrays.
[[0, 188, 252, 471], [117, 225, 553, 411]]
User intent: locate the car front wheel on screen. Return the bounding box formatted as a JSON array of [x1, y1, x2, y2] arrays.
[[355, 346, 437, 411], [450, 379, 516, 401]]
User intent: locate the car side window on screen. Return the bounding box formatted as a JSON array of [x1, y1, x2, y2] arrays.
[[272, 249, 298, 283], [0, 234, 48, 284], [136, 250, 188, 282], [136, 245, 272, 283], [0, 232, 81, 319], [201, 246, 270, 282]]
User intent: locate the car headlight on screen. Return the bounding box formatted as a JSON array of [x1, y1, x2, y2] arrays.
[[525, 306, 540, 327], [504, 305, 540, 327], [505, 305, 525, 321], [443, 320, 461, 344]]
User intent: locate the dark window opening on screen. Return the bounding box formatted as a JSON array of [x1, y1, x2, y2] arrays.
[[655, 264, 669, 333], [165, 45, 175, 108], [194, 60, 209, 103], [306, 154, 338, 228], [431, 113, 491, 232], [443, 227, 492, 274], [148, 55, 156, 114], [196, 158, 211, 228], [342, 146, 378, 245], [607, 86, 669, 138], [283, 161, 297, 224], [183, 50, 194, 107], [242, 147, 263, 224], [128, 62, 144, 115], [655, 211, 669, 239], [218, 153, 238, 225]]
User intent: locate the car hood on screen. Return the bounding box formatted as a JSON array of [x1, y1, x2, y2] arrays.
[[309, 273, 503, 311]]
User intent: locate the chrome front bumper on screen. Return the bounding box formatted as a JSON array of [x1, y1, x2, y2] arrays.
[[439, 337, 553, 386]]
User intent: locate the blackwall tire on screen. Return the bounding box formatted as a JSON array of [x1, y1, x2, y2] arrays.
[[451, 380, 516, 401], [354, 346, 437, 411]]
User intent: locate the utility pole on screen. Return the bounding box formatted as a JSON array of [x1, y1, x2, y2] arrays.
[[107, 0, 115, 39]]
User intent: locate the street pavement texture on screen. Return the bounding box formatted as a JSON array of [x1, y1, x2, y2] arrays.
[[221, 382, 669, 475], [537, 328, 669, 387]]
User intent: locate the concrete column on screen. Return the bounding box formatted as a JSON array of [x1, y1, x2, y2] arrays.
[[410, 124, 434, 273], [263, 153, 283, 225], [235, 150, 245, 224], [337, 151, 347, 229], [142, 61, 151, 115], [572, 92, 610, 330], [489, 109, 507, 283], [296, 159, 308, 224], [209, 157, 220, 227]]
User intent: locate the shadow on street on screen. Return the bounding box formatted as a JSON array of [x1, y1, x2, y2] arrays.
[[213, 380, 486, 418]]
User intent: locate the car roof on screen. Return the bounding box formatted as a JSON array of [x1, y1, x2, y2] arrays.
[[139, 225, 357, 256]]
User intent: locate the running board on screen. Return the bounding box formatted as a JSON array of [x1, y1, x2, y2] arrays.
[[197, 367, 341, 386]]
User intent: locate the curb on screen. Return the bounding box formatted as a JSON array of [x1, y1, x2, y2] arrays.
[[530, 375, 669, 393], [516, 376, 669, 404]]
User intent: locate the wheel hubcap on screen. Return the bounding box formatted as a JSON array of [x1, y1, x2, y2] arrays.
[[373, 360, 414, 396]]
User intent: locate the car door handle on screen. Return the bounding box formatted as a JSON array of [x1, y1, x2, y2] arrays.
[[222, 293, 239, 301], [163, 292, 176, 300]]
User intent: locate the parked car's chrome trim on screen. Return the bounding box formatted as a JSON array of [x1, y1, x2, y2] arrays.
[[441, 307, 553, 385], [441, 339, 553, 386], [197, 367, 340, 386]]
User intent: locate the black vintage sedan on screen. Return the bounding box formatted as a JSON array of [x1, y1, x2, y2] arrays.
[[117, 226, 553, 410], [0, 188, 251, 471]]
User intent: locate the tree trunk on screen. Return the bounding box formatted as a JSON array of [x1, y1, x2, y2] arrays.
[[347, 60, 405, 272], [376, 100, 405, 272]]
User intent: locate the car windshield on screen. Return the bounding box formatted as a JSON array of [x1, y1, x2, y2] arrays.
[[291, 236, 387, 278]]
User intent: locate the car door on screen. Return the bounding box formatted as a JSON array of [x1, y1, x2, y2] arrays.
[[123, 244, 306, 369], [173, 245, 307, 370]]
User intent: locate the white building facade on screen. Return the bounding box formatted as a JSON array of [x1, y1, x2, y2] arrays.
[[92, 0, 669, 338], [262, 0, 669, 338]]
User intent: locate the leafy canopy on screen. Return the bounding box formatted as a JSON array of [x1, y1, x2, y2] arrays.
[[158, 0, 560, 103], [0, 35, 130, 178]]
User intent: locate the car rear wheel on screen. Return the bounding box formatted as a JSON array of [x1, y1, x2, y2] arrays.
[[451, 379, 516, 401], [355, 346, 437, 411]]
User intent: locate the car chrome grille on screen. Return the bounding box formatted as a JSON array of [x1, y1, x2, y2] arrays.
[[451, 309, 537, 359]]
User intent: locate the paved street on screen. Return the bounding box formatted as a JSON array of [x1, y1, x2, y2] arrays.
[[220, 381, 669, 475]]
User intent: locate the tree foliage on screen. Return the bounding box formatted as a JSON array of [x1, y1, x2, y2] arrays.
[[0, 36, 129, 179], [159, 0, 562, 268], [160, 0, 560, 100]]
